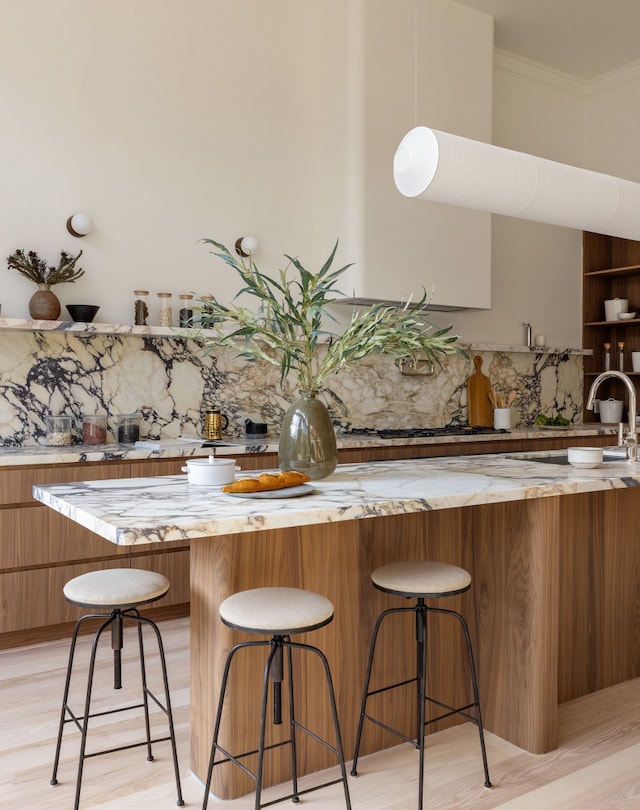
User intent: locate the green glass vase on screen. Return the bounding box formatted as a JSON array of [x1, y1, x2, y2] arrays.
[[278, 390, 337, 480]]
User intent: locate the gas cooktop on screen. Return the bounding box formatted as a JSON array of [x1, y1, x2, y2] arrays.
[[341, 425, 508, 438]]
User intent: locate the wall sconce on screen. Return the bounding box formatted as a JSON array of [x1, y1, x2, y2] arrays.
[[394, 126, 640, 240], [234, 235, 258, 257], [66, 212, 94, 238]]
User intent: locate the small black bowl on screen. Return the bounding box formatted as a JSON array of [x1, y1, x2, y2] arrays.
[[66, 304, 100, 323]]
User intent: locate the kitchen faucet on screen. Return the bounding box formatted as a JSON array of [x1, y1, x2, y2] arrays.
[[586, 370, 637, 461]]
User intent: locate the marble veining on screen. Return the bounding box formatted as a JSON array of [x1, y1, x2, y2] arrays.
[[33, 452, 639, 546], [0, 326, 587, 448]]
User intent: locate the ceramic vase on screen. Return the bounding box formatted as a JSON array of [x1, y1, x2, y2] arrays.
[[278, 390, 337, 480], [28, 283, 61, 320]]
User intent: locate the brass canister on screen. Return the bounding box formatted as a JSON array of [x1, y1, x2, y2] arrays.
[[204, 409, 229, 441]]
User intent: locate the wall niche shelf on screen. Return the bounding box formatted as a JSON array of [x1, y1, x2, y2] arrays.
[[582, 231, 640, 422], [0, 318, 589, 356], [0, 317, 201, 339]]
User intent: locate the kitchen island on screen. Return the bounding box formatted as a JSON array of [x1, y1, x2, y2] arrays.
[[33, 452, 640, 799], [1, 426, 617, 650]]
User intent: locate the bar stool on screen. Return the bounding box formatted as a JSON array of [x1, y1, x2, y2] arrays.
[[351, 560, 491, 808], [50, 568, 185, 810], [202, 586, 352, 809]]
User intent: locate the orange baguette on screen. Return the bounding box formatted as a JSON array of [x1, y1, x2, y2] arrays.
[[222, 471, 311, 493]]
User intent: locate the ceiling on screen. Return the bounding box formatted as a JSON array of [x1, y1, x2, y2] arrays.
[[455, 0, 640, 80]]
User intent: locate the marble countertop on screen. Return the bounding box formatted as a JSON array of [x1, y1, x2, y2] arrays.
[[0, 439, 272, 467], [0, 425, 618, 467], [32, 450, 639, 546]]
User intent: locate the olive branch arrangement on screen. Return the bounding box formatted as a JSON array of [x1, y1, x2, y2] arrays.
[[7, 249, 84, 285], [196, 239, 464, 392]]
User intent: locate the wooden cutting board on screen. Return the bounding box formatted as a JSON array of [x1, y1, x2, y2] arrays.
[[468, 355, 493, 427]]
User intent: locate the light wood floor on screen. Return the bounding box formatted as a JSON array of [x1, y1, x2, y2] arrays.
[[2, 616, 640, 809]]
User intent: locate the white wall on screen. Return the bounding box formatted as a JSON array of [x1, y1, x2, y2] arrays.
[[0, 1, 636, 350], [584, 68, 640, 180], [0, 0, 339, 324], [445, 56, 586, 347]]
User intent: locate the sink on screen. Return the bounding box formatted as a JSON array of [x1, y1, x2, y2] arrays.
[[509, 447, 628, 466]]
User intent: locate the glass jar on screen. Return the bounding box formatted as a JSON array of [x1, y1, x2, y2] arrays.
[[82, 414, 108, 444], [133, 290, 149, 326], [157, 292, 173, 327], [45, 415, 73, 446], [178, 293, 194, 327], [117, 413, 142, 443]]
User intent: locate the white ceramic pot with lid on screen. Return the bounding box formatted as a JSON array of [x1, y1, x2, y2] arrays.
[[182, 456, 238, 486], [604, 298, 628, 322]]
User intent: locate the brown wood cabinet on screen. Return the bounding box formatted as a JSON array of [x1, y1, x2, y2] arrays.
[[0, 459, 187, 649], [0, 452, 289, 649], [583, 231, 640, 421]]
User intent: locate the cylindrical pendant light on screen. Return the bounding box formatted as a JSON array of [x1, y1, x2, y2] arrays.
[[393, 126, 640, 240]]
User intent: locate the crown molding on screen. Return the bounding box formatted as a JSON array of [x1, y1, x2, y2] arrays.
[[494, 48, 640, 97], [494, 49, 586, 95], [588, 60, 640, 95]]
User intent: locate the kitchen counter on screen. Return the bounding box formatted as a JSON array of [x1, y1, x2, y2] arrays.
[[0, 423, 617, 467], [32, 449, 639, 546], [32, 450, 640, 799]]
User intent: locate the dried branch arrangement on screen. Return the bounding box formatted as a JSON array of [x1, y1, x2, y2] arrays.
[[7, 249, 84, 285]]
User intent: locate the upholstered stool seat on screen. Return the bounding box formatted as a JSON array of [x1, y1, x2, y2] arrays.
[[202, 586, 351, 809], [50, 568, 184, 810], [372, 560, 472, 598], [63, 568, 170, 608], [351, 560, 491, 809], [220, 586, 335, 634]]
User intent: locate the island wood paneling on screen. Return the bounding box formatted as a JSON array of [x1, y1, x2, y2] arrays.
[[466, 497, 560, 754], [558, 487, 640, 702], [190, 499, 564, 799], [191, 482, 640, 800]]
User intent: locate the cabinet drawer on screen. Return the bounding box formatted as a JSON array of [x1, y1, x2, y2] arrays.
[[0, 507, 126, 570], [129, 454, 278, 479], [0, 462, 132, 506], [0, 559, 131, 633]]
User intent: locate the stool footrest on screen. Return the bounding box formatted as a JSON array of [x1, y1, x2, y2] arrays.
[[259, 779, 349, 810], [50, 604, 184, 810], [203, 629, 351, 809], [82, 735, 172, 761], [211, 738, 292, 783], [351, 590, 492, 808]]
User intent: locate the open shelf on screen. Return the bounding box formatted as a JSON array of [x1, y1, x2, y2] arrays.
[[582, 232, 640, 422]]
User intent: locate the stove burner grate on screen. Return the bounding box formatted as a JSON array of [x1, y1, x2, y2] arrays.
[[343, 425, 508, 438]]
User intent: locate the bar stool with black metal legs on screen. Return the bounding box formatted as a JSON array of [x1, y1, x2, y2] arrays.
[[202, 586, 352, 810], [50, 568, 185, 810], [351, 561, 491, 808]]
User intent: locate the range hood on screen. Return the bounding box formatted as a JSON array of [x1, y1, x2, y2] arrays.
[[334, 296, 469, 312]]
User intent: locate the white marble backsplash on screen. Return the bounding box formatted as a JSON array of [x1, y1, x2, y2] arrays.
[[0, 328, 585, 446]]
